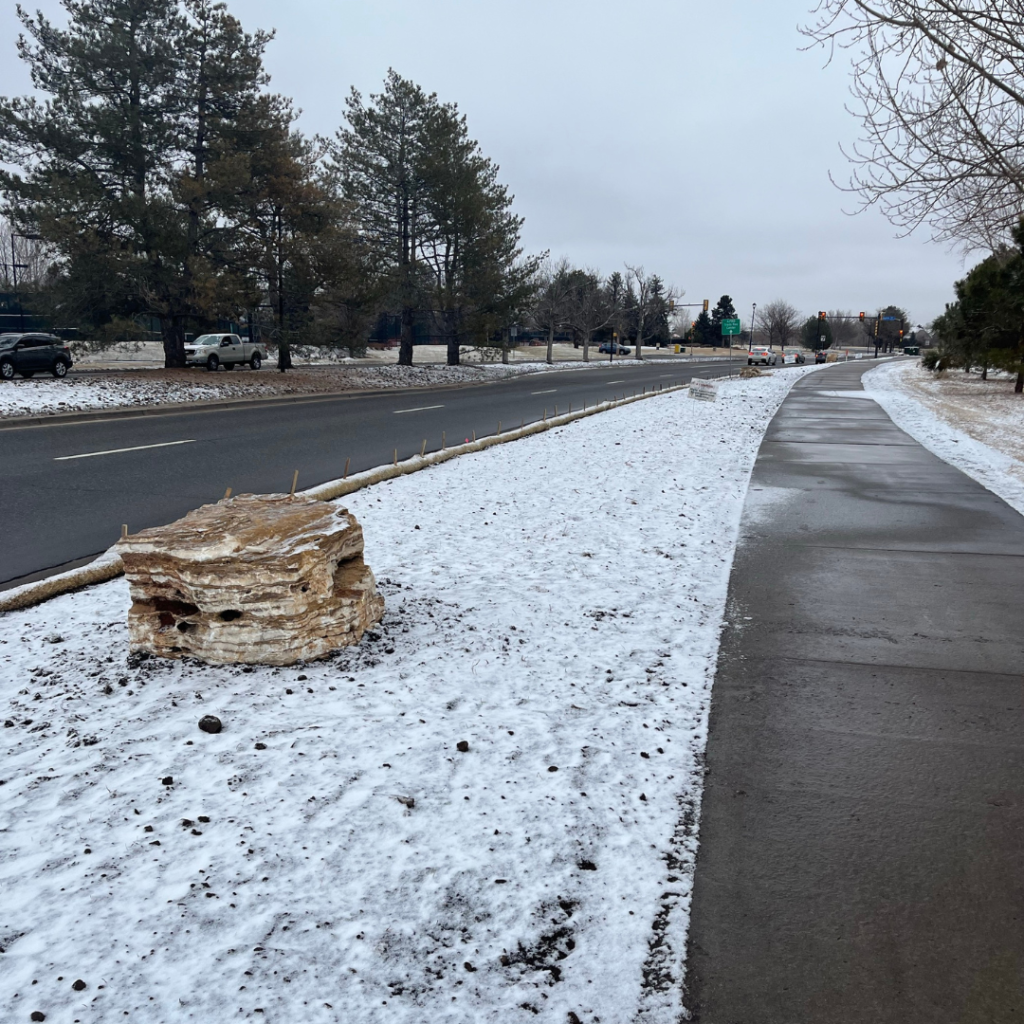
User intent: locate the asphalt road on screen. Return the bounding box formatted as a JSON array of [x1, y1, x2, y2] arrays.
[[2, 355, 768, 588], [684, 362, 1024, 1022]]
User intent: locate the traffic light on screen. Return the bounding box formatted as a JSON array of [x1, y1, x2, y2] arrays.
[[818, 311, 827, 320], [859, 311, 865, 322], [669, 300, 675, 313], [702, 299, 709, 312]]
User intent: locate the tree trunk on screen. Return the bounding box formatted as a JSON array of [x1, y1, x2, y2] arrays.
[[1016, 370, 1023, 394], [399, 305, 414, 366], [161, 318, 186, 368], [446, 312, 460, 366], [583, 330, 590, 362], [546, 323, 554, 365], [501, 327, 509, 365], [274, 209, 291, 372]]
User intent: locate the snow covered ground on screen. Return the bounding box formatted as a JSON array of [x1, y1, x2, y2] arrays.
[[0, 368, 817, 1024], [864, 360, 1024, 516], [0, 359, 670, 421]]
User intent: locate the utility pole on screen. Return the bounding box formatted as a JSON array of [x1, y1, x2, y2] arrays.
[[6, 232, 39, 332]]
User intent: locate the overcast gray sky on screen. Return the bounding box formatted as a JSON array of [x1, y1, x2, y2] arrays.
[[1, 0, 971, 328]]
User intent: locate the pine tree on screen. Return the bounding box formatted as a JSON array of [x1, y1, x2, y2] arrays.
[[0, 0, 184, 360], [418, 98, 526, 365], [165, 0, 275, 357], [0, 0, 279, 366], [944, 231, 1024, 392], [233, 101, 336, 370], [710, 295, 737, 331], [333, 71, 436, 366], [693, 309, 716, 347], [802, 315, 832, 351]]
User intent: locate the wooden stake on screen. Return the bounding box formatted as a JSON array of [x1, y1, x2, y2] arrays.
[[497, 421, 501, 434], [343, 457, 350, 479], [223, 487, 232, 500], [121, 523, 128, 539], [472, 429, 476, 442], [289, 470, 299, 497], [442, 431, 446, 449], [420, 439, 427, 457], [393, 449, 398, 466], [569, 401, 572, 413]]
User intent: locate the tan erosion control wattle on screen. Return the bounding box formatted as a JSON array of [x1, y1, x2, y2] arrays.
[[117, 494, 384, 665]]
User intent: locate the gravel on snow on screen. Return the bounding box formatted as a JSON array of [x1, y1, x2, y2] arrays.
[[864, 360, 1024, 516], [0, 368, 817, 1024]]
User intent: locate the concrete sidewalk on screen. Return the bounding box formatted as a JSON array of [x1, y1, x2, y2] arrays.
[[685, 362, 1024, 1022]]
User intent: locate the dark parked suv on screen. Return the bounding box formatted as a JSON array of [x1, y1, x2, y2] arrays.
[[0, 333, 73, 380]]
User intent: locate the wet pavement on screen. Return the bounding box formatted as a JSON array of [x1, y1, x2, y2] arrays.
[[684, 361, 1024, 1023]]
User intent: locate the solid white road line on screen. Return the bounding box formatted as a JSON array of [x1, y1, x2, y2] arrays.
[[393, 404, 445, 414], [530, 389, 558, 395], [605, 379, 625, 384], [54, 439, 197, 462]]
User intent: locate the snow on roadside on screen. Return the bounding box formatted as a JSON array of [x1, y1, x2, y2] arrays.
[[0, 359, 668, 420], [0, 367, 816, 1024], [864, 360, 1024, 516]]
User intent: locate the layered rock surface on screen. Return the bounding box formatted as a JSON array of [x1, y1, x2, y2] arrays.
[[116, 494, 384, 665]]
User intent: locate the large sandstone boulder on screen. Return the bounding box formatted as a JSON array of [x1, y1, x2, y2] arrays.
[[116, 494, 384, 665]]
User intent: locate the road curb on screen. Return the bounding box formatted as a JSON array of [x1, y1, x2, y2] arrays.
[[0, 548, 126, 613], [0, 382, 687, 613]]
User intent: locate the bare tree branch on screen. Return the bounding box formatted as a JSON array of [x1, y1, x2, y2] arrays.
[[803, 0, 1024, 250]]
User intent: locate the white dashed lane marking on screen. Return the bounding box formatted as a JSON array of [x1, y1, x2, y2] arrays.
[[55, 439, 197, 461]]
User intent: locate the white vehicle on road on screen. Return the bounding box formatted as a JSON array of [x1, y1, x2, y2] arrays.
[[747, 346, 779, 366], [185, 334, 264, 371]]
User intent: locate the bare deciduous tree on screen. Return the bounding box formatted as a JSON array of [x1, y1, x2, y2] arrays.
[[827, 309, 867, 349], [756, 299, 801, 349], [530, 257, 572, 364], [0, 216, 50, 290], [624, 263, 660, 360], [564, 267, 611, 363], [803, 1, 1024, 250]]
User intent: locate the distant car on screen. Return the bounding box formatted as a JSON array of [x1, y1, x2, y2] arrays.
[[0, 332, 73, 381], [747, 346, 778, 366], [598, 342, 631, 355], [184, 333, 264, 370], [814, 351, 827, 364]]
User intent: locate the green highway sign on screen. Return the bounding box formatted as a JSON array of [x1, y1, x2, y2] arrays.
[[720, 318, 742, 336]]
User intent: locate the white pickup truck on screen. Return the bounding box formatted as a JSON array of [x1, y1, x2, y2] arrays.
[[184, 333, 264, 371]]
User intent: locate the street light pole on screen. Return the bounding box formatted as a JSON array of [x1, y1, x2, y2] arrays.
[[751, 302, 757, 353]]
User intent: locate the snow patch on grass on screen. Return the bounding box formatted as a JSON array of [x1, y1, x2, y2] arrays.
[[864, 360, 1024, 516], [0, 368, 815, 1023]]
